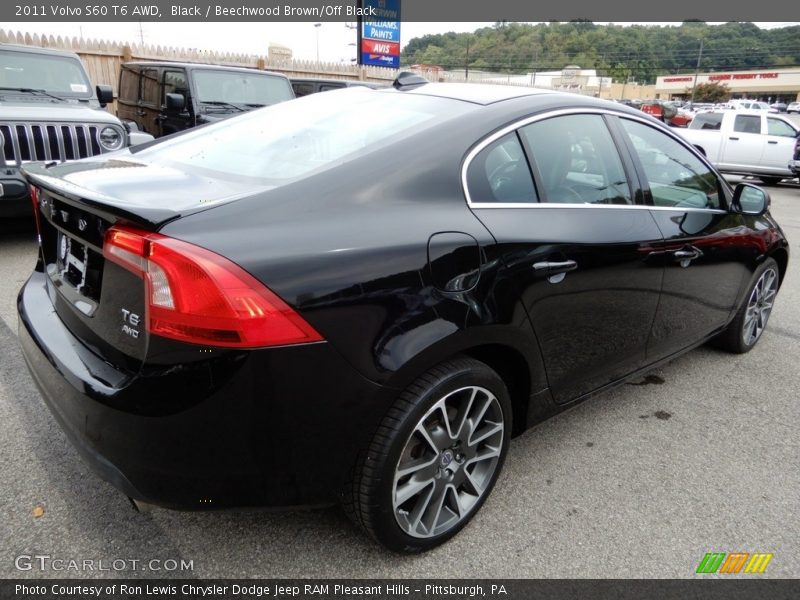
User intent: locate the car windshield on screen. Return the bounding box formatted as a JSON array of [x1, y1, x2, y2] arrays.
[[0, 49, 92, 97], [136, 88, 475, 184], [193, 69, 293, 107]]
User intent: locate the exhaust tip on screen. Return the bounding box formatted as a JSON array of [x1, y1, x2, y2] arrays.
[[128, 497, 155, 513]]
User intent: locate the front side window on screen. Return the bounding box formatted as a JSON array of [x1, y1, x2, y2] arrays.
[[466, 133, 537, 203], [733, 115, 762, 134], [520, 114, 632, 204], [620, 118, 721, 209], [119, 67, 139, 102], [162, 70, 189, 104]]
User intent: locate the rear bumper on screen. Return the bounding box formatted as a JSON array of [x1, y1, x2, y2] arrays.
[[789, 160, 800, 176], [18, 271, 393, 509]]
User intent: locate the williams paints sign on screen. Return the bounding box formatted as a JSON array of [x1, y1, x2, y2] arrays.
[[359, 0, 401, 69]]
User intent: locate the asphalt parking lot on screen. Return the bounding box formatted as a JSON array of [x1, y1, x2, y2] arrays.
[[0, 181, 798, 579]]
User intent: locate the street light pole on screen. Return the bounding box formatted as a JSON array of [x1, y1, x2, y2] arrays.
[[689, 39, 704, 107], [314, 23, 322, 63]]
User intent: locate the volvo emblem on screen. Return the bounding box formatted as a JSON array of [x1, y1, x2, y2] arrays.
[[78, 218, 87, 231], [440, 450, 454, 468]]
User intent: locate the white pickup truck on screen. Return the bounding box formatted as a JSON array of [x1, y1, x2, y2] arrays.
[[679, 110, 798, 184]]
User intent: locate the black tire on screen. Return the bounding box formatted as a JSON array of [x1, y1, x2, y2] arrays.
[[712, 258, 780, 354], [342, 356, 512, 553], [759, 176, 782, 186]]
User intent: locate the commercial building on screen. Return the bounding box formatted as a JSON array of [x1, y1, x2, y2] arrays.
[[655, 69, 800, 103]]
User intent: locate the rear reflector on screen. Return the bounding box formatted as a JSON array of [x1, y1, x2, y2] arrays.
[[103, 226, 323, 348]]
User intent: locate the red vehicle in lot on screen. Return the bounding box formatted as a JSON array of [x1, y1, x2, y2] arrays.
[[641, 101, 689, 127]]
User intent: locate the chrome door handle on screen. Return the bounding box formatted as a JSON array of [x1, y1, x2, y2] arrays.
[[533, 260, 577, 283], [673, 248, 702, 267], [533, 260, 578, 274]]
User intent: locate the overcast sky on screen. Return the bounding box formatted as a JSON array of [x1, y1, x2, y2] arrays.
[[6, 22, 797, 64]]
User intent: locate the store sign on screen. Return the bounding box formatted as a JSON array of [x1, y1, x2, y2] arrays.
[[359, 0, 401, 69]]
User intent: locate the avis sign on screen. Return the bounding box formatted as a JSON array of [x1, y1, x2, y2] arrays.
[[359, 0, 401, 68]]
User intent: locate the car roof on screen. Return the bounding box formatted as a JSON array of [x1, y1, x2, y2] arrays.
[[393, 82, 557, 105], [123, 61, 288, 78], [0, 43, 81, 60], [290, 77, 375, 86]]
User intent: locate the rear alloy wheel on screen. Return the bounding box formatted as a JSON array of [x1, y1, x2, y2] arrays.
[[343, 357, 511, 553], [713, 258, 779, 353]]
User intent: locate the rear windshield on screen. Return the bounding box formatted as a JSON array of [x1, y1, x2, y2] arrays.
[[193, 69, 293, 106], [0, 50, 92, 97], [135, 88, 474, 184], [689, 113, 723, 130]]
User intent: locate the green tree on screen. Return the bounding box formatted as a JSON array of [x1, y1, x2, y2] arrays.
[[688, 82, 731, 103]]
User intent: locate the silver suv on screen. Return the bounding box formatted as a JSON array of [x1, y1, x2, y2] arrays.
[[1, 43, 153, 218]]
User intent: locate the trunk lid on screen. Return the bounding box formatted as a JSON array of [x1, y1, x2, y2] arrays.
[[24, 156, 265, 373]]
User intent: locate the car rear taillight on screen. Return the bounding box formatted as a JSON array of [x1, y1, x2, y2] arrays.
[[103, 225, 323, 348]]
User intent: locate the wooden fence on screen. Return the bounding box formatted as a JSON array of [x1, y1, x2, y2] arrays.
[[0, 28, 399, 112]]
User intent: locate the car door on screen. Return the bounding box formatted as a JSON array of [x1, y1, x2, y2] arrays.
[[720, 113, 765, 170], [762, 116, 798, 172], [466, 111, 664, 403], [160, 69, 193, 136], [616, 117, 754, 360]]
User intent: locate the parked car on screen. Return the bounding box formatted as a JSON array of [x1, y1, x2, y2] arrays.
[[680, 110, 799, 184], [117, 61, 294, 137], [787, 102, 800, 114], [290, 77, 382, 97], [19, 80, 788, 553], [770, 102, 788, 113], [640, 100, 678, 124], [726, 100, 775, 112], [0, 43, 153, 218], [789, 135, 800, 181]]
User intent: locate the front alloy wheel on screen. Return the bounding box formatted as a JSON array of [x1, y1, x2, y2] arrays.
[[713, 257, 780, 353], [742, 266, 778, 346], [343, 357, 511, 553]]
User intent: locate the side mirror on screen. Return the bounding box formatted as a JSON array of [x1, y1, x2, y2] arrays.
[[732, 183, 770, 216], [96, 84, 114, 107], [165, 93, 186, 111]]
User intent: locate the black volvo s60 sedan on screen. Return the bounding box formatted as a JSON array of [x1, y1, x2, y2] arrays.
[[19, 76, 788, 553]]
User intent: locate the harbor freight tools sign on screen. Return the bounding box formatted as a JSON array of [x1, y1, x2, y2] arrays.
[[358, 0, 401, 68]]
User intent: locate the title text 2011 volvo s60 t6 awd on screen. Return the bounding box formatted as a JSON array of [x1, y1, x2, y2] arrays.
[[18, 78, 788, 553]]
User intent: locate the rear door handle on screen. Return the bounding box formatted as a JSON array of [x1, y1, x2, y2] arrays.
[[728, 136, 739, 141], [768, 140, 778, 144], [673, 248, 702, 266], [533, 260, 578, 274]]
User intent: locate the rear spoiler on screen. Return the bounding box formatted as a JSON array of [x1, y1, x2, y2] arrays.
[[22, 163, 180, 230]]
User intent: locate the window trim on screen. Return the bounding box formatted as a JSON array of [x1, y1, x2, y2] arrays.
[[461, 107, 730, 213]]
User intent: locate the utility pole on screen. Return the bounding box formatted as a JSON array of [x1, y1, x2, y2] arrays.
[[465, 38, 470, 81], [531, 47, 538, 87], [690, 39, 704, 107]]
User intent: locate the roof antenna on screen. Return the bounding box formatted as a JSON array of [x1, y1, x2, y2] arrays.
[[393, 72, 428, 90]]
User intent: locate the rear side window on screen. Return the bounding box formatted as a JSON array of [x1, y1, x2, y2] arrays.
[[690, 113, 723, 130], [733, 115, 762, 134], [292, 82, 314, 97], [766, 118, 796, 138], [466, 133, 537, 203], [620, 118, 721, 209], [520, 114, 632, 204], [119, 67, 138, 102], [140, 68, 159, 106]]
